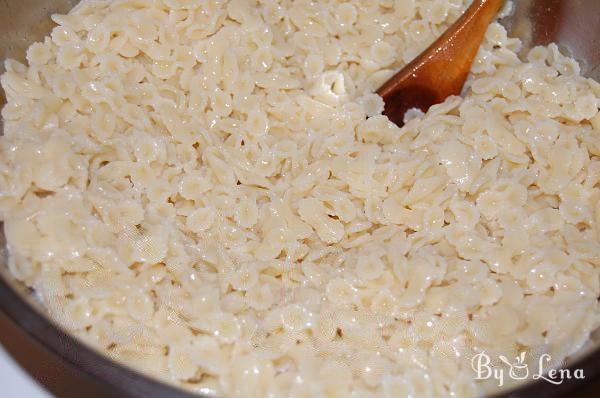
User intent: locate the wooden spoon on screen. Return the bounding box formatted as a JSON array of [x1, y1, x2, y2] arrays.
[[377, 0, 505, 126]]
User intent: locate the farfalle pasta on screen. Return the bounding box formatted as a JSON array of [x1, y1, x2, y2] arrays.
[[1, 0, 600, 397]]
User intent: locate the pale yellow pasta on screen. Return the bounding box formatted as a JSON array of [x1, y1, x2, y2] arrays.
[[186, 207, 216, 233], [325, 278, 357, 306], [1, 0, 600, 397], [355, 254, 385, 281], [245, 283, 274, 311], [167, 348, 198, 381], [335, 3, 357, 33], [188, 335, 228, 375], [26, 41, 54, 65], [126, 291, 156, 322]]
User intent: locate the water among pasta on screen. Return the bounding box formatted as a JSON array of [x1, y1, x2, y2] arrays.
[[1, 0, 599, 396]]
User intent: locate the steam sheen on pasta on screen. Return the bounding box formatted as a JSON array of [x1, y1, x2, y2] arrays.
[[1, 0, 600, 397]]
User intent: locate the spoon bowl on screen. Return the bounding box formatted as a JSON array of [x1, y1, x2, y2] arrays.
[[378, 0, 600, 125]]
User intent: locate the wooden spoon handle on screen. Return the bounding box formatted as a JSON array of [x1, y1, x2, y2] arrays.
[[377, 0, 505, 125]]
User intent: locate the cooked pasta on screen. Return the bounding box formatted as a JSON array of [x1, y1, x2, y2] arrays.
[[1, 0, 600, 397]]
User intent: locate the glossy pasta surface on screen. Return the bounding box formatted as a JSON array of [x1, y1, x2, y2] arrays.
[[1, 0, 600, 397]]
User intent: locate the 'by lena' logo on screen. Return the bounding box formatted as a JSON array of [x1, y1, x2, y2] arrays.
[[471, 351, 585, 387]]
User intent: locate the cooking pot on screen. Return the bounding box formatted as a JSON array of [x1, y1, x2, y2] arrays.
[[0, 1, 599, 397]]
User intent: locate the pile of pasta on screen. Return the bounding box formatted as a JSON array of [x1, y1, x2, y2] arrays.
[[1, 0, 600, 397]]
